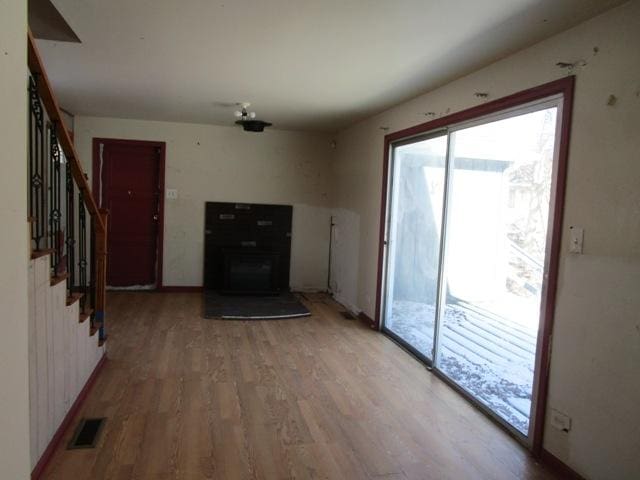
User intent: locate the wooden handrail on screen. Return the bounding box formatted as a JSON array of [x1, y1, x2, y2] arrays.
[[27, 30, 105, 234], [28, 29, 108, 325]]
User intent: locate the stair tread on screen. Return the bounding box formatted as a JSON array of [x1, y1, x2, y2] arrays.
[[50, 272, 69, 286], [31, 248, 54, 260], [90, 321, 102, 336], [66, 292, 84, 306], [79, 306, 94, 323]]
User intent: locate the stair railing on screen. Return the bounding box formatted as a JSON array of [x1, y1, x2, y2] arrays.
[[27, 30, 108, 342]]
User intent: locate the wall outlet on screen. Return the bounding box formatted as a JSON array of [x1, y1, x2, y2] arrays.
[[166, 189, 178, 200], [550, 408, 572, 432]]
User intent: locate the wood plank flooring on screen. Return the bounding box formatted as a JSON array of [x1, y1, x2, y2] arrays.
[[42, 292, 559, 479]]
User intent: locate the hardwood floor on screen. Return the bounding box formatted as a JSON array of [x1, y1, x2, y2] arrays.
[[42, 292, 559, 479]]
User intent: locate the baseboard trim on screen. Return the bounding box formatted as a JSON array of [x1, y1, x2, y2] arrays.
[[290, 287, 328, 293], [31, 353, 108, 480], [541, 449, 586, 480], [330, 294, 360, 316], [158, 286, 203, 292], [357, 312, 377, 329]]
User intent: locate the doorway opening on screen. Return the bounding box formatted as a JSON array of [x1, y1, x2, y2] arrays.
[[377, 78, 574, 451], [92, 138, 165, 289]]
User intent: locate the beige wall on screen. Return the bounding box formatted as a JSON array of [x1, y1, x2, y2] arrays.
[[330, 2, 640, 479], [74, 117, 333, 290], [0, 0, 31, 478]]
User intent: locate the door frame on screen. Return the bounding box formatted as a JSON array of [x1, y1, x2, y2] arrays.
[[92, 138, 166, 289], [374, 76, 575, 456]]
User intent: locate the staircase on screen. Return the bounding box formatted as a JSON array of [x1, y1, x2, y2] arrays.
[[26, 31, 108, 476]]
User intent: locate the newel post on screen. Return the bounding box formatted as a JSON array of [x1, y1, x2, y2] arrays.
[[95, 208, 109, 341]]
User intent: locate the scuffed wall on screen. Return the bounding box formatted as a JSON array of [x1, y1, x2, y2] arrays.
[[330, 2, 640, 479], [291, 204, 331, 291], [328, 208, 360, 313], [74, 116, 333, 291]]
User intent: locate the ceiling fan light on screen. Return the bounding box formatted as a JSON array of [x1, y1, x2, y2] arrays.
[[235, 119, 273, 132], [230, 103, 271, 132]]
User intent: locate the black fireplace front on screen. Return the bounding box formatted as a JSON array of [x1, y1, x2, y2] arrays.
[[204, 201, 292, 294], [224, 250, 280, 294]]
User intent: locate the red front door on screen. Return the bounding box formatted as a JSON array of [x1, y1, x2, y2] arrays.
[[98, 140, 163, 287]]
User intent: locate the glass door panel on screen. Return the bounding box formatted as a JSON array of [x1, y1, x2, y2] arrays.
[[435, 106, 558, 435], [383, 134, 447, 360]]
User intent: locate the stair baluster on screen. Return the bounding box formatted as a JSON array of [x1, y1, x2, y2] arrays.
[[90, 216, 96, 315], [28, 75, 46, 251], [78, 191, 88, 312], [65, 162, 75, 293], [49, 122, 63, 274]]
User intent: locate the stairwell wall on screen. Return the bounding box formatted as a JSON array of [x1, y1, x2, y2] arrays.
[[0, 0, 32, 478]]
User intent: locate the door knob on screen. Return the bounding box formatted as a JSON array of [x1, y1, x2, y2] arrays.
[[153, 214, 158, 220]]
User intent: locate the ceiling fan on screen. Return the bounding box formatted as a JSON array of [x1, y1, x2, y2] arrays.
[[234, 103, 272, 133]]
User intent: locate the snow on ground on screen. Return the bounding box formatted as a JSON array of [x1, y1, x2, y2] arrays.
[[388, 300, 537, 434]]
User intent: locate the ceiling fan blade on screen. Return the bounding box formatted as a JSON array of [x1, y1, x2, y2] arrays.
[[212, 101, 241, 108], [29, 0, 81, 43]]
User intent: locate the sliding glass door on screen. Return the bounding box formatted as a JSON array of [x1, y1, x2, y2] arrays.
[[436, 104, 559, 436], [382, 97, 562, 440], [383, 133, 447, 361]]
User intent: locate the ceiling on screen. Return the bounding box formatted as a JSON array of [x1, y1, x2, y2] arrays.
[[37, 0, 624, 132]]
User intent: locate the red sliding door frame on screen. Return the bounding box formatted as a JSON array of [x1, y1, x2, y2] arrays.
[[374, 76, 575, 456]]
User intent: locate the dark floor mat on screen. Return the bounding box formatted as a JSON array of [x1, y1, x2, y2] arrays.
[[204, 291, 311, 319]]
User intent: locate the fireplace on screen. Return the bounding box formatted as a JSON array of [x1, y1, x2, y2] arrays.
[[204, 202, 292, 294], [223, 250, 280, 294]]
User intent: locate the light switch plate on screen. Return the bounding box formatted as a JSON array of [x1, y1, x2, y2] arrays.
[[569, 226, 583, 254], [166, 189, 178, 200]]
